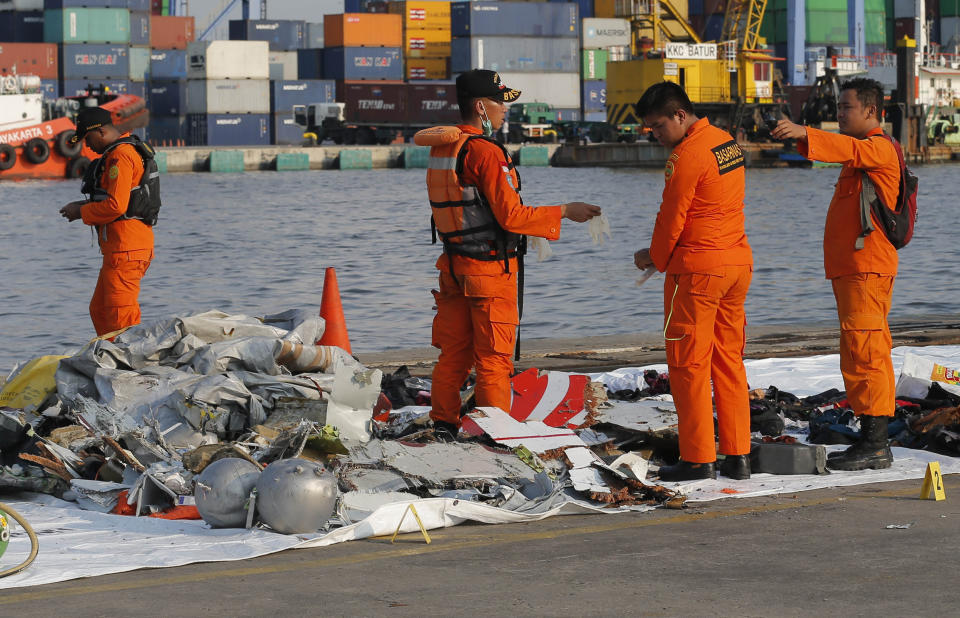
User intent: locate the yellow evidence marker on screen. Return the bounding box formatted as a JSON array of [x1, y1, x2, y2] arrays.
[[920, 461, 946, 501], [390, 503, 432, 544]]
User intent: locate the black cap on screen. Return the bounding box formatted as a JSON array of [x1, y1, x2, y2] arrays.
[[70, 107, 113, 144], [456, 69, 521, 103]]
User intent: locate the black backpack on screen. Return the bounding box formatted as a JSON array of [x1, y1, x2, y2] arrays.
[[858, 134, 918, 250]]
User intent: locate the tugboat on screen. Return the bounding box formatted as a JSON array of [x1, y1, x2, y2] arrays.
[[0, 74, 148, 181]]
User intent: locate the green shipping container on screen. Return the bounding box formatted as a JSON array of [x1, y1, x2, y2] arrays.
[[942, 0, 960, 17], [44, 8, 131, 44], [162, 0, 170, 16], [807, 11, 850, 44], [804, 0, 847, 10], [582, 49, 608, 80], [865, 10, 886, 45]]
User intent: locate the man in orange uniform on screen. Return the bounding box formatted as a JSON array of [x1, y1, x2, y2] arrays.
[[772, 78, 899, 470], [59, 107, 159, 337], [414, 70, 602, 439], [633, 82, 754, 481]]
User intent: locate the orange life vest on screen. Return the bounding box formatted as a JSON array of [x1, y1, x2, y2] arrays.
[[414, 126, 523, 268]]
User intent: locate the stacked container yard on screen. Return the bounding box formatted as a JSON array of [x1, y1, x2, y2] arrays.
[[147, 15, 194, 144], [451, 1, 581, 118], [324, 13, 406, 126], [389, 0, 452, 81], [0, 43, 59, 97], [0, 0, 45, 44], [39, 0, 149, 109], [580, 17, 630, 121], [185, 40, 271, 146]]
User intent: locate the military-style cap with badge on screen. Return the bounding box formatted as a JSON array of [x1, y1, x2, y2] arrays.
[[456, 69, 521, 103], [70, 107, 113, 144]]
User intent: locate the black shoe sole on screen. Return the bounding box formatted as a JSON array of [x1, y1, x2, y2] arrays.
[[826, 455, 893, 471]]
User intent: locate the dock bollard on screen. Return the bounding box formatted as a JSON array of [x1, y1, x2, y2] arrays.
[[209, 151, 244, 173], [338, 149, 373, 170], [276, 152, 310, 171], [518, 145, 551, 167]]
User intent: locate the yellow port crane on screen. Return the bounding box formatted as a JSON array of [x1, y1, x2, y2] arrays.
[[606, 0, 785, 140]]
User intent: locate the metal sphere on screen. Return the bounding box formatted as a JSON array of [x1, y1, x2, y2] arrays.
[[194, 458, 261, 528], [255, 458, 338, 534]]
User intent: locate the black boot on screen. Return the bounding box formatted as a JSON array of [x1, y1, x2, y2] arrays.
[[658, 460, 716, 482], [432, 421, 460, 442], [826, 415, 893, 471], [719, 454, 751, 480]]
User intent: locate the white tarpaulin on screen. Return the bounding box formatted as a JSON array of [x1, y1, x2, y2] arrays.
[[2, 344, 960, 589]]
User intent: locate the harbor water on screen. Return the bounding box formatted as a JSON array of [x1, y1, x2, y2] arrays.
[[1, 165, 957, 374]]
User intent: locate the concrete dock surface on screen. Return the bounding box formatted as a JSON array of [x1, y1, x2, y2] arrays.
[[2, 476, 958, 616]]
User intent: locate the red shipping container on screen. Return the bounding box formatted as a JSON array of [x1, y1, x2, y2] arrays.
[[151, 16, 196, 50], [337, 81, 407, 123], [407, 82, 459, 125], [894, 17, 914, 41], [0, 43, 58, 79]]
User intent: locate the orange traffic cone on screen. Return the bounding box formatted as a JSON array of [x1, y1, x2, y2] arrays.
[[317, 267, 352, 353]]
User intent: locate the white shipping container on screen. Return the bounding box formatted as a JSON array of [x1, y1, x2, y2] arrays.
[[186, 79, 271, 114], [581, 18, 630, 50], [0, 0, 44, 12], [498, 72, 580, 109], [268, 51, 298, 81], [187, 41, 270, 80]]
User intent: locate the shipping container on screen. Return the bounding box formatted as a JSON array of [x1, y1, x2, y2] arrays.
[[388, 1, 452, 31], [943, 17, 960, 45], [44, 8, 131, 44], [61, 78, 145, 98], [325, 13, 403, 47], [270, 79, 336, 115], [129, 45, 149, 79], [582, 79, 605, 111], [562, 0, 593, 20], [324, 46, 403, 80], [451, 2, 579, 38], [60, 43, 129, 79], [594, 0, 616, 17], [268, 50, 298, 80], [893, 0, 915, 17], [0, 0, 43, 10], [404, 29, 452, 57], [554, 108, 580, 121], [343, 0, 390, 12], [150, 15, 194, 49], [0, 11, 44, 42], [150, 48, 187, 79], [0, 42, 59, 78], [406, 57, 449, 79], [306, 21, 324, 47], [337, 81, 407, 123], [581, 18, 630, 49], [297, 48, 324, 79], [497, 71, 580, 107], [147, 79, 186, 116], [451, 36, 579, 73], [584, 110, 605, 122], [187, 113, 270, 146], [148, 115, 186, 143], [271, 114, 306, 145], [187, 40, 269, 79], [582, 48, 608, 80], [130, 11, 150, 46], [186, 79, 270, 114], [408, 82, 459, 124], [229, 19, 306, 51], [945, 0, 960, 17], [44, 0, 134, 7], [39, 78, 58, 97]]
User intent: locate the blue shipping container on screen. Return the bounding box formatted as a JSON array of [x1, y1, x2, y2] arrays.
[[60, 44, 130, 79], [61, 78, 146, 98], [229, 19, 305, 51], [451, 37, 579, 73], [270, 80, 336, 115], [451, 2, 579, 38], [148, 116, 187, 144], [323, 47, 402, 81], [582, 79, 605, 112], [343, 0, 389, 12], [553, 0, 591, 20], [0, 11, 44, 42], [130, 11, 150, 46], [39, 79, 60, 99], [187, 113, 271, 146], [147, 80, 187, 116], [271, 114, 306, 145], [44, 0, 134, 7], [297, 48, 324, 79], [150, 49, 188, 79]]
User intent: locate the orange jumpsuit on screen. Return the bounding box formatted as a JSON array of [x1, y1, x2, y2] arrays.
[[799, 127, 900, 418], [649, 118, 754, 463], [80, 135, 155, 336], [429, 125, 562, 426]]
